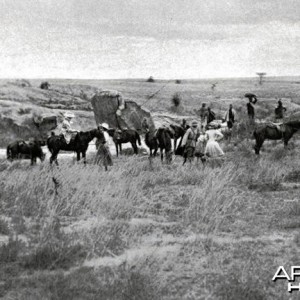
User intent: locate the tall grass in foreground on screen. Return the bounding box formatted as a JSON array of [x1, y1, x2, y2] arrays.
[[1, 148, 300, 299]]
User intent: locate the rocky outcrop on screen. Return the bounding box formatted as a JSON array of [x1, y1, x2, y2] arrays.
[[91, 91, 155, 131], [33, 113, 57, 132], [0, 102, 58, 146]]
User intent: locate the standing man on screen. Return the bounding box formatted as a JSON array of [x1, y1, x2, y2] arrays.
[[275, 99, 287, 122], [181, 120, 200, 165], [198, 103, 209, 130], [224, 104, 236, 128]]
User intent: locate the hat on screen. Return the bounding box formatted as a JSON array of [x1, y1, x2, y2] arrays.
[[100, 123, 109, 130], [64, 112, 75, 119], [192, 121, 198, 126]]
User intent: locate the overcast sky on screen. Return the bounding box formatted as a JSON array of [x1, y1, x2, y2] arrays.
[[0, 0, 300, 79]]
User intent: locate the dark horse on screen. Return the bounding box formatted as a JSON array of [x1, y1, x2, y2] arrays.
[[107, 129, 141, 156], [169, 124, 187, 150], [156, 128, 172, 163], [253, 123, 298, 155], [145, 129, 158, 157], [7, 140, 45, 165], [47, 128, 104, 164]]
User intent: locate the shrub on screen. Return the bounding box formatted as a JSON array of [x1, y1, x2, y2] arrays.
[[0, 236, 22, 263], [175, 79, 181, 84], [171, 92, 181, 107], [22, 241, 86, 270], [18, 108, 31, 115], [40, 81, 50, 90], [146, 76, 155, 83]]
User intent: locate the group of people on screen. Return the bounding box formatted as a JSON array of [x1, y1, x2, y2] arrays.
[[181, 120, 225, 164], [198, 103, 236, 130], [57, 94, 287, 168], [246, 94, 287, 123]]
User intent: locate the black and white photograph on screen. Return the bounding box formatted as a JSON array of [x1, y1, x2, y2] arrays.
[[1, 0, 300, 299]]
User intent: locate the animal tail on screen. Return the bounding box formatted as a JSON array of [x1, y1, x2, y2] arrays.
[[6, 146, 11, 160], [136, 131, 141, 146]]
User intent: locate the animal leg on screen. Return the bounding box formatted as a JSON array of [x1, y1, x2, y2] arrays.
[[174, 139, 177, 151], [82, 151, 87, 164], [77, 151, 81, 161], [115, 143, 119, 157], [131, 142, 138, 155], [51, 150, 59, 165], [254, 139, 264, 155]]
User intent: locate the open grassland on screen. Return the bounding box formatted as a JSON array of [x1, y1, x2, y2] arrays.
[[2, 77, 300, 299], [1, 139, 300, 299]]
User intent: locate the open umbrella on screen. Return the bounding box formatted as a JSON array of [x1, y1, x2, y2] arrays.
[[244, 93, 258, 103], [244, 93, 257, 98]]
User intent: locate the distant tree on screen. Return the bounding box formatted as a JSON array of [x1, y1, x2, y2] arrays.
[[256, 73, 266, 85], [175, 79, 181, 84], [146, 76, 155, 83]]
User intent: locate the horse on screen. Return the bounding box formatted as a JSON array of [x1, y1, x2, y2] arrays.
[[145, 129, 158, 157], [107, 129, 141, 156], [156, 127, 173, 163], [169, 124, 187, 150], [47, 128, 104, 164], [253, 123, 298, 155], [7, 140, 45, 165]]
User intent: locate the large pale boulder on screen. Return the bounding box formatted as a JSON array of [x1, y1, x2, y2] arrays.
[[0, 101, 58, 146], [91, 91, 155, 131]]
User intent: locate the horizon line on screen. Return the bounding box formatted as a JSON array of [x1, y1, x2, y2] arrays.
[[0, 75, 299, 81]]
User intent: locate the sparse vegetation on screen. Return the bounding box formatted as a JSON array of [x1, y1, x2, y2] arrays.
[[1, 77, 300, 298], [171, 92, 181, 107]]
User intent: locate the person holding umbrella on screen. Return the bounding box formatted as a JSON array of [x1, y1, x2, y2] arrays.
[[245, 93, 258, 124]]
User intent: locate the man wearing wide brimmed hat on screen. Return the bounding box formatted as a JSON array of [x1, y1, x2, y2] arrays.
[[60, 112, 77, 144], [181, 120, 200, 165], [95, 122, 113, 170]]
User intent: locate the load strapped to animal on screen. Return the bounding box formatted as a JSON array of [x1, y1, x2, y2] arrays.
[[91, 91, 155, 132]]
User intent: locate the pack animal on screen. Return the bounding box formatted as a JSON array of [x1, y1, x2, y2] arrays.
[[7, 140, 45, 165], [156, 127, 173, 163], [169, 124, 186, 150], [108, 129, 141, 156], [253, 123, 297, 155], [145, 129, 158, 157], [47, 128, 104, 164]]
